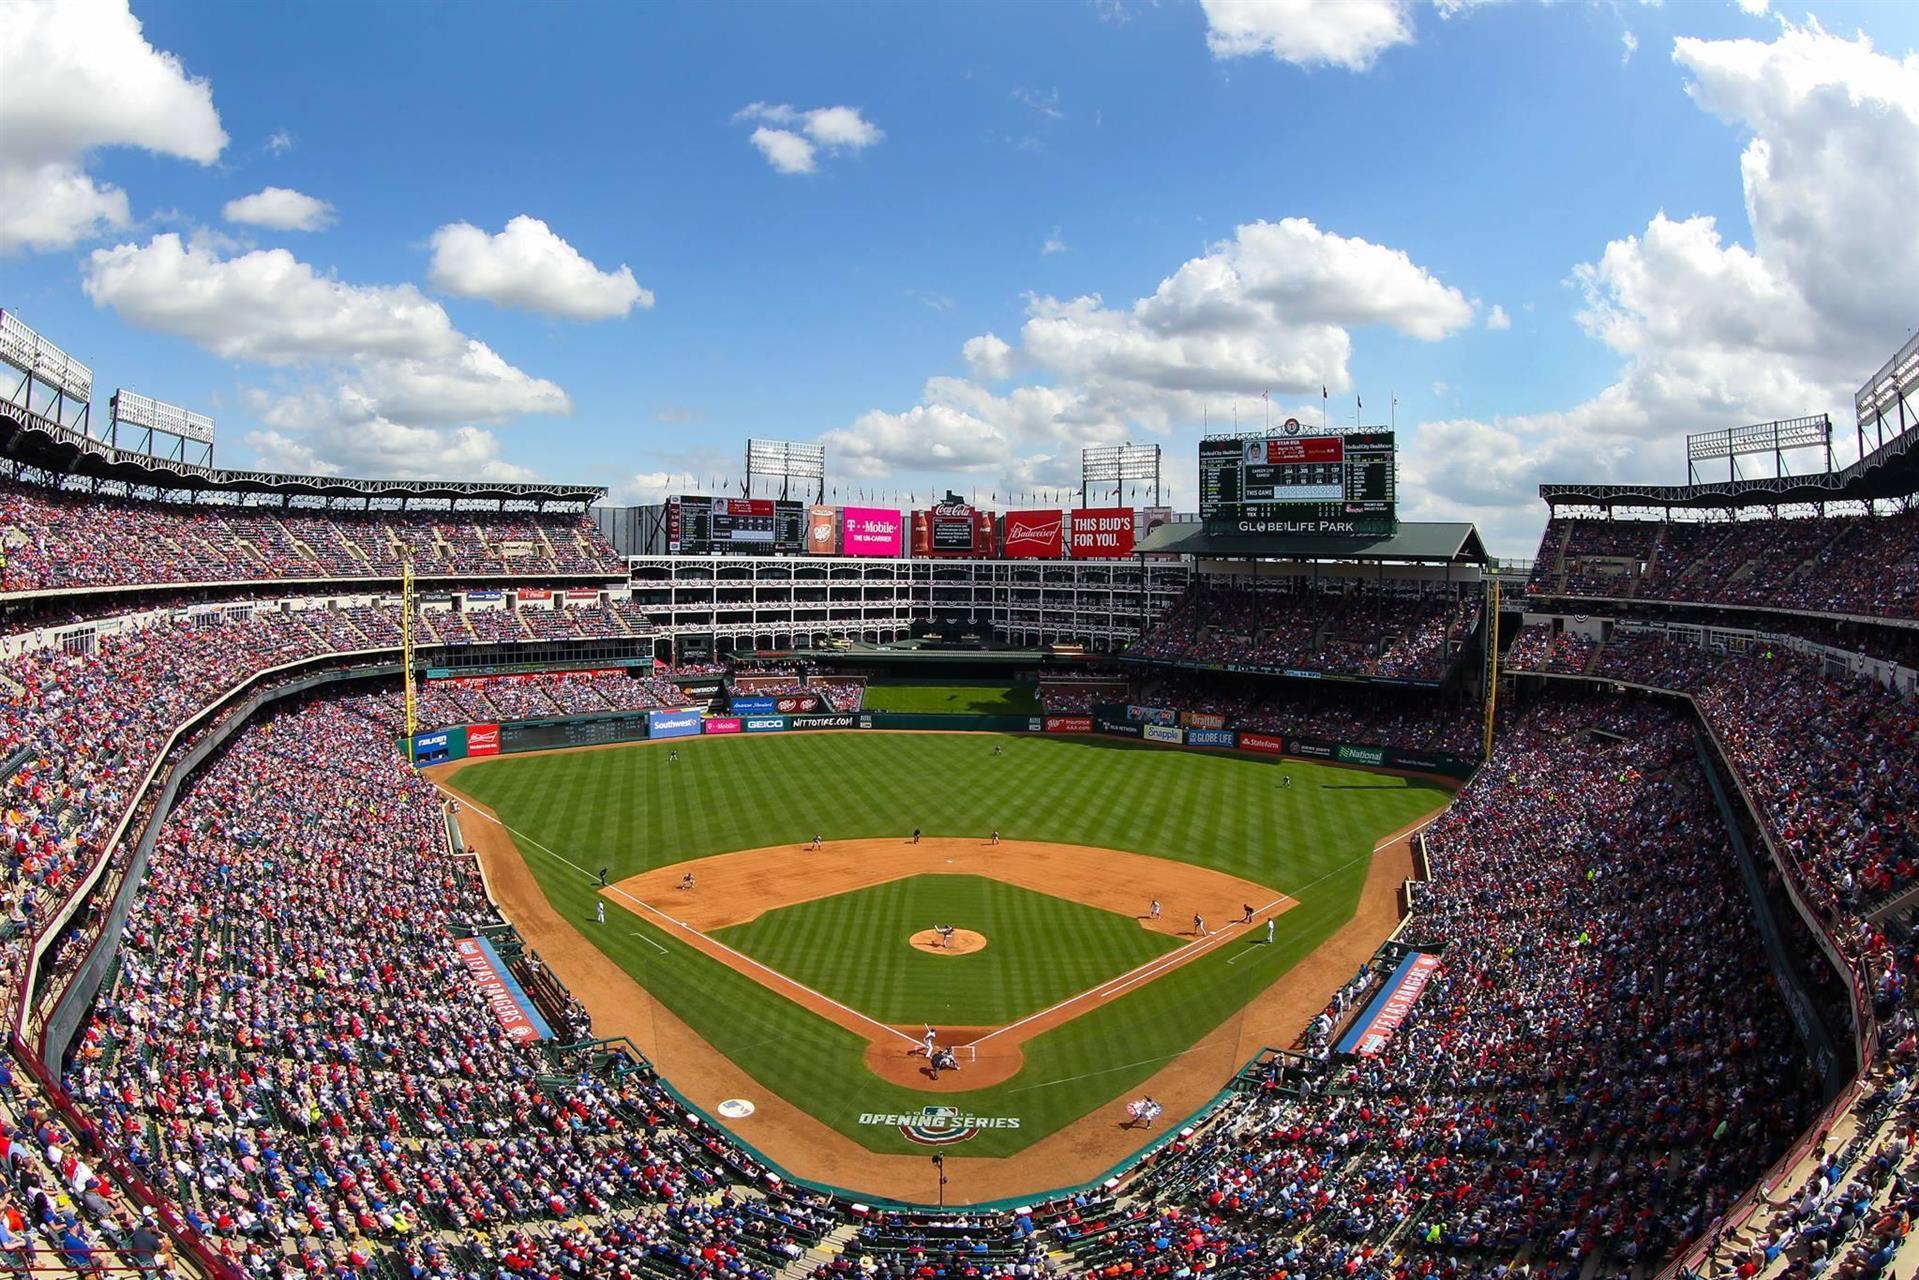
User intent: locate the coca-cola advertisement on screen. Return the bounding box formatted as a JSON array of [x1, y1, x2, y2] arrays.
[[1002, 510, 1065, 559]]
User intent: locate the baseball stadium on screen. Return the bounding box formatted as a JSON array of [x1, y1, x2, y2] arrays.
[[3, 5, 1919, 1277]]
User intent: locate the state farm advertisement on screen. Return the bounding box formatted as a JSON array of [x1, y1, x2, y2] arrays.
[[1002, 510, 1065, 559], [1238, 732, 1285, 755], [1069, 508, 1136, 558], [842, 506, 903, 557], [467, 723, 501, 756]]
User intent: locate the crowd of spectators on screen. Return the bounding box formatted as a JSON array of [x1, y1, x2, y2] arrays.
[[60, 697, 839, 1277], [0, 478, 622, 592], [1528, 512, 1919, 622], [1130, 583, 1480, 682], [1065, 698, 1822, 1275]]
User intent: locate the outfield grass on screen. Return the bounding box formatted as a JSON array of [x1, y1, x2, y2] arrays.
[[862, 681, 1041, 715], [450, 732, 1447, 1157], [712, 874, 1182, 1025]]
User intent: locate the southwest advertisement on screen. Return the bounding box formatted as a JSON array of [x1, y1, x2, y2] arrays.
[[842, 506, 903, 557], [647, 709, 702, 739]]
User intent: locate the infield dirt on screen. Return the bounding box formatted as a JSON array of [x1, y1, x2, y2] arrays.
[[432, 740, 1438, 1203]]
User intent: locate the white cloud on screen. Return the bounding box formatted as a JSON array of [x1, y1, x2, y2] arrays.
[[85, 233, 568, 480], [1011, 87, 1065, 121], [1199, 0, 1414, 71], [962, 332, 1016, 381], [0, 0, 226, 253], [616, 469, 705, 504], [245, 422, 538, 482], [223, 186, 336, 232], [1486, 303, 1511, 330], [265, 130, 294, 154], [1042, 227, 1068, 255], [825, 216, 1473, 493], [427, 215, 652, 320], [749, 127, 817, 174], [1622, 30, 1639, 63], [1734, 0, 1768, 13], [1400, 20, 1919, 555], [735, 103, 883, 173]]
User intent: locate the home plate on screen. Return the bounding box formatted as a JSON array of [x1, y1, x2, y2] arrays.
[[716, 1099, 756, 1119]]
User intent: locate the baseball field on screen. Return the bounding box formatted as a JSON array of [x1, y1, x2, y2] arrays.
[[438, 730, 1447, 1196], [858, 680, 1043, 715]]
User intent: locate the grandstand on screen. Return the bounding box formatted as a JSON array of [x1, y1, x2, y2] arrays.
[[0, 315, 1916, 1280]]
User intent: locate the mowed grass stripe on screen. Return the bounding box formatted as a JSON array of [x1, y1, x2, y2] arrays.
[[454, 732, 1447, 1156]]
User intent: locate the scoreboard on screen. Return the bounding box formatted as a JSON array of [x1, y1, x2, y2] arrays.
[[669, 496, 807, 554], [1199, 430, 1396, 537], [501, 713, 648, 752]]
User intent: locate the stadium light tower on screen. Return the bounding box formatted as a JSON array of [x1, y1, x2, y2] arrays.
[[1080, 443, 1160, 507], [0, 309, 93, 440], [744, 439, 826, 503], [109, 389, 215, 467]]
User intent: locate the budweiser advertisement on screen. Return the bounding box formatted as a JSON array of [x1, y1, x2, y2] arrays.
[[1002, 510, 1065, 559], [1069, 507, 1136, 558]]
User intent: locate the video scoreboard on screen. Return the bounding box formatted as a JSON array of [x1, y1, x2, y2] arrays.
[[1199, 430, 1396, 537], [669, 496, 807, 554]]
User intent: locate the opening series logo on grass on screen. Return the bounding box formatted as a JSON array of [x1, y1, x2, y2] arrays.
[[859, 1106, 1022, 1146]]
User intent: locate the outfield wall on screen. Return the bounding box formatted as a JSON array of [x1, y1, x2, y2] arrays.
[[409, 705, 1478, 779]]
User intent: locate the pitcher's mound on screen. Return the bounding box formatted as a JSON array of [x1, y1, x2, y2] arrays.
[[909, 928, 986, 955]]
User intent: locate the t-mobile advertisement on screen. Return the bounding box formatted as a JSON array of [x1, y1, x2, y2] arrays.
[[702, 716, 743, 735], [842, 506, 903, 557]]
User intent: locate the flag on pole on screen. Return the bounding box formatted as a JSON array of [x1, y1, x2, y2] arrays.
[[1322, 386, 1328, 400]]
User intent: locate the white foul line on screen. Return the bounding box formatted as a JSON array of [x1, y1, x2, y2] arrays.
[[435, 784, 919, 1047]]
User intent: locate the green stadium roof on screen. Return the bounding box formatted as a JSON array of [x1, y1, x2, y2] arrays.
[[1136, 520, 1488, 564]]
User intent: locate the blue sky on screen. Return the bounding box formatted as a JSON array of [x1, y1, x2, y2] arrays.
[[1, 0, 1915, 552]]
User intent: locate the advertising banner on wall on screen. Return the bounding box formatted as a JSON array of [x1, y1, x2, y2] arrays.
[[703, 716, 743, 735], [772, 693, 822, 713], [517, 588, 554, 602], [1143, 723, 1184, 744], [731, 697, 778, 714], [466, 723, 501, 757], [1069, 508, 1137, 558], [789, 714, 857, 730], [453, 936, 553, 1044], [1126, 704, 1178, 726], [1095, 716, 1143, 738], [1186, 728, 1237, 748], [1181, 710, 1227, 730], [807, 505, 839, 555], [1238, 732, 1285, 755], [842, 506, 903, 557], [1002, 510, 1065, 559], [1337, 951, 1442, 1056], [1044, 715, 1093, 733], [647, 709, 702, 739], [742, 716, 788, 733]]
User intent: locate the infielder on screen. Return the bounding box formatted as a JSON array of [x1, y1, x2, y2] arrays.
[[810, 834, 823, 851], [989, 830, 1000, 846], [1240, 903, 1255, 925], [1149, 899, 1161, 920], [1193, 913, 1207, 938], [679, 872, 695, 891]]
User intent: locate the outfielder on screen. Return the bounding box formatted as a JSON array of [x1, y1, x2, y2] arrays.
[[595, 901, 605, 925]]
